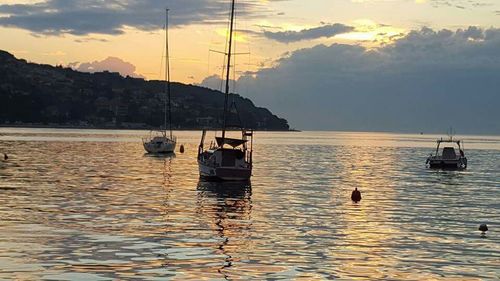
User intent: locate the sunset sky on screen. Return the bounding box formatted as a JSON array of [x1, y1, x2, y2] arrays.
[[1, 0, 500, 132]]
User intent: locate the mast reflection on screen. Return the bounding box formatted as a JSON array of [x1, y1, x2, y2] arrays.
[[144, 152, 175, 187], [196, 180, 252, 280]]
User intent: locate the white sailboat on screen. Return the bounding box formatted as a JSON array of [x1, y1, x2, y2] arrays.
[[143, 9, 177, 154], [197, 0, 253, 181]]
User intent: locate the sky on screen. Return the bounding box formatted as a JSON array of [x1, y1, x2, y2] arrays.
[[1, 0, 500, 133]]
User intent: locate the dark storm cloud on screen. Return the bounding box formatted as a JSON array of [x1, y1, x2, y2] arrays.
[[263, 23, 354, 43], [0, 0, 275, 35], [203, 26, 500, 134]]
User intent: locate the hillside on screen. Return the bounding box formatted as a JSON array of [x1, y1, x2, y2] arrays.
[[0, 50, 289, 130]]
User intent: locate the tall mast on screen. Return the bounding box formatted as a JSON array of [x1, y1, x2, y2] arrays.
[[221, 0, 235, 143], [165, 8, 173, 139]]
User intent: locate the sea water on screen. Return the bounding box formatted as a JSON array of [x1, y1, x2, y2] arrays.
[[0, 128, 499, 280]]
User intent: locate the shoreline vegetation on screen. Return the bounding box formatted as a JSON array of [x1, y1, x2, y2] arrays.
[[0, 123, 300, 132], [0, 50, 290, 131]]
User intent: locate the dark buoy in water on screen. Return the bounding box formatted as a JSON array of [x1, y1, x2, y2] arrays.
[[179, 145, 185, 154], [479, 224, 488, 233], [351, 188, 362, 203], [3, 153, 7, 161]]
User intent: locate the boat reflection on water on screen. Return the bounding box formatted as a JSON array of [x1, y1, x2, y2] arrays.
[[196, 180, 252, 279], [197, 180, 251, 199], [143, 152, 176, 160], [144, 151, 175, 190], [428, 168, 465, 186]]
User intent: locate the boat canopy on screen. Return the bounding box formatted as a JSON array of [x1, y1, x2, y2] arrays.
[[216, 137, 248, 148], [436, 138, 461, 145]]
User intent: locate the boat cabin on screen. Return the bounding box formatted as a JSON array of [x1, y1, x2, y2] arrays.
[[200, 148, 247, 167], [433, 139, 464, 160]]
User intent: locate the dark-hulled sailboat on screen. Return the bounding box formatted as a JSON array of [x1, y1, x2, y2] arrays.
[[197, 0, 253, 181]]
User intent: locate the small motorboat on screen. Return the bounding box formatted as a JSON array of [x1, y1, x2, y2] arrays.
[[426, 137, 467, 170]]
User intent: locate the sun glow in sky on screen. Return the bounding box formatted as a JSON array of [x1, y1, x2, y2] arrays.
[[0, 0, 499, 83]]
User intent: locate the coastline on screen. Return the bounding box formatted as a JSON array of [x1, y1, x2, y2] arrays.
[[0, 123, 300, 132], [4, 124, 500, 136]]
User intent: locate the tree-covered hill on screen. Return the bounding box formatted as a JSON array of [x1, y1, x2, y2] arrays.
[[0, 50, 289, 130]]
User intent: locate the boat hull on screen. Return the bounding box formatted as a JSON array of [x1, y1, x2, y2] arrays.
[[427, 158, 467, 170], [198, 161, 251, 181], [143, 141, 176, 154]]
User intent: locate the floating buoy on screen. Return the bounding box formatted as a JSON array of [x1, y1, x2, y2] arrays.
[[179, 145, 185, 154], [479, 224, 488, 233], [3, 153, 7, 161], [351, 188, 362, 203]]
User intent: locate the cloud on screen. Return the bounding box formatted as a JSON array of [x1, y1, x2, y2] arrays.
[[0, 0, 280, 36], [74, 38, 109, 43], [200, 75, 227, 92], [203, 26, 500, 134], [263, 23, 355, 43], [427, 0, 491, 9], [41, 50, 66, 56], [70, 57, 145, 78]]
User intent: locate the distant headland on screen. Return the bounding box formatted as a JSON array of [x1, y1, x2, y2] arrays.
[[0, 50, 290, 131]]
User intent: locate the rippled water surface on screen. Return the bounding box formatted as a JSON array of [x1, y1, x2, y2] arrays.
[[1, 128, 499, 280]]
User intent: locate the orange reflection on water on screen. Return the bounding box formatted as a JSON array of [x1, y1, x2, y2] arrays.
[[330, 145, 400, 279], [1, 130, 499, 280]]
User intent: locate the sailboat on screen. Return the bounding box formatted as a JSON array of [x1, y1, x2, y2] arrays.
[[143, 9, 177, 154], [197, 0, 254, 181]]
